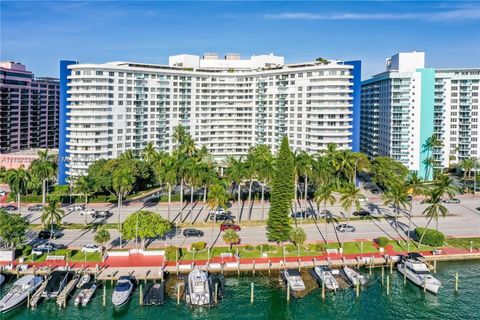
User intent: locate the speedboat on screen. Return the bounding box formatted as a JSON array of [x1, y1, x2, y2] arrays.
[[112, 276, 134, 307], [75, 282, 98, 307], [283, 269, 305, 292], [42, 271, 70, 299], [398, 256, 441, 294], [0, 275, 43, 313], [186, 269, 211, 307], [76, 273, 91, 289], [342, 266, 367, 287], [314, 266, 339, 291]]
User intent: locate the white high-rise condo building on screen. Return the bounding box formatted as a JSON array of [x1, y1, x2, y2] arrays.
[[361, 51, 479, 180], [58, 54, 361, 183]]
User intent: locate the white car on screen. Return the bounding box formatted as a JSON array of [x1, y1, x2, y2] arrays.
[[66, 204, 85, 213], [32, 243, 57, 255], [81, 244, 102, 253], [78, 208, 97, 216], [0, 190, 6, 196]]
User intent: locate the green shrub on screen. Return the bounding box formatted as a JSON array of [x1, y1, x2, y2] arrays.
[[376, 237, 390, 248], [307, 243, 325, 252], [22, 245, 32, 256], [190, 242, 206, 251], [165, 246, 183, 261], [255, 244, 274, 252], [243, 245, 254, 251], [285, 244, 298, 253], [415, 227, 445, 247]]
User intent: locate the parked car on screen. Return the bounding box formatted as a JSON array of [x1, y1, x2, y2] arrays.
[[406, 195, 413, 201], [443, 198, 460, 204], [28, 204, 44, 212], [353, 210, 371, 217], [371, 189, 382, 195], [183, 228, 204, 237], [476, 207, 480, 212], [32, 243, 57, 255], [1, 205, 17, 211], [359, 196, 369, 202], [92, 210, 112, 219], [66, 204, 85, 212], [78, 208, 97, 216], [336, 224, 356, 233], [209, 212, 234, 222], [38, 230, 61, 240], [81, 244, 102, 253], [0, 190, 6, 196], [220, 223, 241, 232], [291, 211, 310, 219]]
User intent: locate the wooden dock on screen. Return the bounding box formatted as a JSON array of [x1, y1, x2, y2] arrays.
[[57, 274, 80, 308], [30, 280, 48, 308]]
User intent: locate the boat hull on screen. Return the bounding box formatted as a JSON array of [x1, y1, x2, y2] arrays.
[[398, 264, 440, 294]]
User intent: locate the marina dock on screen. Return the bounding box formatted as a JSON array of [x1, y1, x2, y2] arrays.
[[143, 282, 165, 305]]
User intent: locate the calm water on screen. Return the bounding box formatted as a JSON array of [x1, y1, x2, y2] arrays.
[[1, 261, 479, 320]]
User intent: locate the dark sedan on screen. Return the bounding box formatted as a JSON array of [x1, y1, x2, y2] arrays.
[[1, 205, 17, 211], [183, 228, 204, 237], [353, 210, 371, 217]]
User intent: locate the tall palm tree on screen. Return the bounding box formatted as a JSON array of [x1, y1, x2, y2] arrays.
[[155, 154, 177, 221], [335, 149, 355, 183], [113, 167, 135, 247], [244, 148, 257, 215], [405, 172, 424, 238], [224, 156, 246, 223], [41, 198, 64, 251], [74, 175, 97, 225], [6, 167, 29, 211], [458, 157, 475, 185], [207, 182, 229, 236], [418, 190, 448, 246], [434, 173, 459, 200], [314, 185, 336, 243], [142, 142, 158, 166], [185, 159, 203, 222], [312, 155, 334, 187], [252, 145, 274, 221], [29, 149, 57, 204], [339, 184, 361, 249], [422, 134, 442, 180], [382, 183, 411, 244], [297, 151, 313, 207], [173, 124, 187, 146]]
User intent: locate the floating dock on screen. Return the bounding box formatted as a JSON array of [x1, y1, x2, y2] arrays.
[[57, 274, 80, 307], [143, 282, 165, 305]]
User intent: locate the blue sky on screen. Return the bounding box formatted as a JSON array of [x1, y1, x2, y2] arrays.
[[1, 1, 479, 79]]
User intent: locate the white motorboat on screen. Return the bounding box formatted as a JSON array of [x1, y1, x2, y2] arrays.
[[0, 275, 43, 313], [398, 257, 441, 294], [342, 266, 367, 287], [284, 269, 305, 292], [112, 276, 133, 307], [75, 282, 97, 307], [0, 274, 5, 287], [314, 266, 339, 291], [186, 269, 211, 307], [76, 273, 91, 289]]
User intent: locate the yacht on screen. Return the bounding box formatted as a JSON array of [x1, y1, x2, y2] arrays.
[[313, 266, 339, 291], [75, 282, 98, 307], [112, 276, 134, 307], [283, 269, 305, 292], [76, 274, 91, 289], [0, 275, 43, 313], [342, 266, 367, 287], [186, 269, 211, 307], [42, 271, 70, 299], [397, 256, 441, 294], [0, 274, 4, 287]]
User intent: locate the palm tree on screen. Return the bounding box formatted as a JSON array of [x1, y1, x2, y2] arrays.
[[74, 175, 97, 225], [418, 190, 448, 246], [382, 183, 411, 244], [244, 148, 257, 215], [155, 154, 177, 221], [29, 149, 57, 204], [185, 159, 203, 222], [207, 182, 229, 236], [458, 157, 475, 185], [252, 145, 274, 221], [224, 156, 246, 223], [405, 172, 424, 239], [94, 228, 111, 256], [335, 149, 355, 183], [297, 151, 313, 207], [113, 168, 135, 247], [6, 167, 29, 211], [223, 229, 240, 250], [142, 142, 158, 165], [339, 184, 362, 249], [434, 173, 459, 201], [41, 198, 64, 251], [314, 185, 336, 243], [422, 134, 442, 180], [173, 124, 187, 146]]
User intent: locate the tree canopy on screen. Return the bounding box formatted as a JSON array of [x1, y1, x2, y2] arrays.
[[121, 210, 172, 247], [371, 156, 409, 190], [0, 210, 29, 247]]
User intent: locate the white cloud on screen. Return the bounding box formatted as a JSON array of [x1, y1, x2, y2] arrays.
[[262, 8, 480, 21]]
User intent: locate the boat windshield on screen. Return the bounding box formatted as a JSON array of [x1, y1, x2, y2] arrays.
[[116, 282, 131, 292], [193, 281, 205, 293]]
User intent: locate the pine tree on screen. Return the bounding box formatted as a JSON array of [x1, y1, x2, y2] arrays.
[[267, 136, 294, 242]]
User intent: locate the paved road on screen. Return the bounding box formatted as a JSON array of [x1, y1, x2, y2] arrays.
[[27, 199, 480, 250]]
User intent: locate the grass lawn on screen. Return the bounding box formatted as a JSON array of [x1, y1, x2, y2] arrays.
[[445, 237, 480, 250], [23, 249, 102, 263]]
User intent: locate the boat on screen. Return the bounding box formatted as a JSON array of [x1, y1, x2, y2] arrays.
[[313, 266, 339, 291], [186, 269, 211, 307], [42, 271, 71, 299], [283, 269, 305, 292], [397, 255, 441, 294], [0, 275, 43, 313], [112, 276, 134, 307], [0, 274, 4, 287], [76, 273, 91, 289], [75, 282, 98, 307], [342, 266, 367, 287]]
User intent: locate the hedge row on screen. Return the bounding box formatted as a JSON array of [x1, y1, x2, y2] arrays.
[[415, 227, 445, 247]]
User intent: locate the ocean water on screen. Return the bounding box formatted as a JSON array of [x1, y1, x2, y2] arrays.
[[1, 260, 479, 320]]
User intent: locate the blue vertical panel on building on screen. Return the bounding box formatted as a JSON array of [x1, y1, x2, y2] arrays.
[[58, 60, 77, 185], [345, 60, 361, 152]]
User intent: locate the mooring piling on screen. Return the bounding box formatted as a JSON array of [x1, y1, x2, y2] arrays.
[[386, 275, 390, 295], [250, 282, 254, 304], [455, 272, 459, 292]]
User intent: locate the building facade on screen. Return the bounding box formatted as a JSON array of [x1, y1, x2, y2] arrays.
[[0, 62, 60, 154], [59, 54, 361, 183], [361, 52, 479, 180]]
